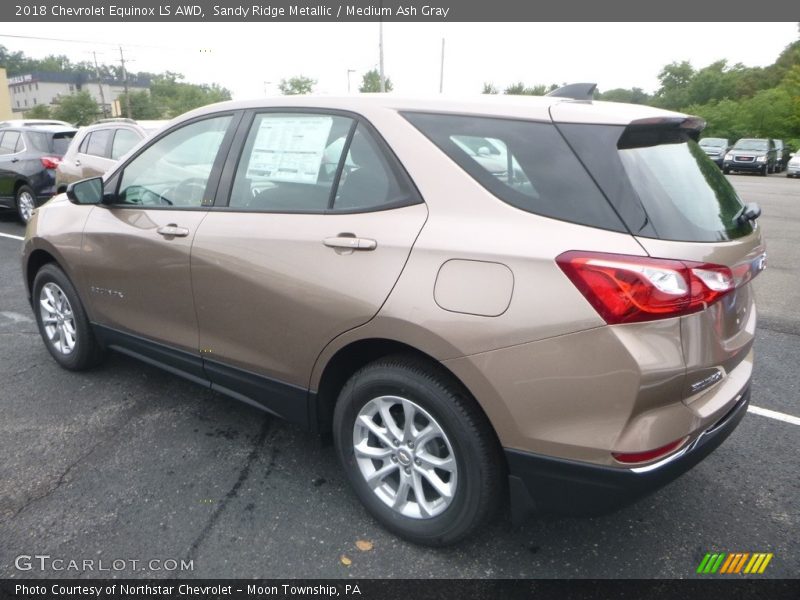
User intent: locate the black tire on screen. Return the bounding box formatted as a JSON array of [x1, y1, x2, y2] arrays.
[[723, 167, 730, 174], [32, 264, 105, 370], [15, 184, 36, 224], [760, 165, 768, 176], [333, 355, 504, 546]]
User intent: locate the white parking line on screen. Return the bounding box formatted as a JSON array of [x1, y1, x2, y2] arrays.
[[748, 405, 800, 426], [0, 232, 24, 241]]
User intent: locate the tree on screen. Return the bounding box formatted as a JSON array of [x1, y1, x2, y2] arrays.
[[278, 76, 316, 95], [52, 91, 99, 125], [597, 87, 651, 104], [115, 91, 162, 119], [482, 82, 499, 94], [653, 61, 695, 109], [24, 104, 52, 118], [359, 69, 393, 93], [503, 82, 558, 96], [149, 73, 232, 117]]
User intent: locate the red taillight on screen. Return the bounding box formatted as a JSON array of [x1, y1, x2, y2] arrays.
[[556, 251, 735, 324], [40, 156, 61, 169], [612, 438, 687, 464]]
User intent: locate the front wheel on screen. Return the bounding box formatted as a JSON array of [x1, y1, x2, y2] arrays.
[[333, 356, 504, 546], [32, 264, 105, 370]]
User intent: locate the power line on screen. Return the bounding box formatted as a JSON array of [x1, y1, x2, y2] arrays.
[[0, 32, 165, 49]]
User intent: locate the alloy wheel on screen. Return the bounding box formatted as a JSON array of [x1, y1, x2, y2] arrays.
[[353, 395, 458, 519], [39, 282, 77, 355]]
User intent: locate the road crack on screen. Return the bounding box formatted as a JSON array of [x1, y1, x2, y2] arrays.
[[1, 404, 144, 523], [185, 416, 273, 563]]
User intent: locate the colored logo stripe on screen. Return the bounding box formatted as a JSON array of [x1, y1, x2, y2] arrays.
[[698, 552, 773, 574]]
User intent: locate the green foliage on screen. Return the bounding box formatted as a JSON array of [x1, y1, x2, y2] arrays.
[[148, 73, 231, 118], [359, 69, 393, 93], [501, 82, 558, 96], [482, 82, 499, 94], [278, 76, 316, 95], [0, 45, 232, 119], [597, 87, 651, 104], [52, 91, 99, 126], [24, 104, 52, 118], [115, 91, 162, 120], [653, 61, 695, 109]]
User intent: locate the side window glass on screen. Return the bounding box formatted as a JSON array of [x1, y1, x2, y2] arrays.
[[118, 115, 232, 208], [230, 113, 353, 212], [0, 131, 20, 154], [86, 129, 112, 158], [450, 134, 536, 198], [111, 128, 140, 160], [333, 124, 410, 211], [79, 132, 91, 154]]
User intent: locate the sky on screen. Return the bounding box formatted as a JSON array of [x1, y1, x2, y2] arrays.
[[0, 22, 797, 99]]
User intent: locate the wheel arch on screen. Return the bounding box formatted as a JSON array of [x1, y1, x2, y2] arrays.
[[312, 337, 502, 455]]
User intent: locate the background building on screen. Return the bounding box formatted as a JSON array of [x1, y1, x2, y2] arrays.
[[8, 71, 149, 115], [0, 68, 13, 119]]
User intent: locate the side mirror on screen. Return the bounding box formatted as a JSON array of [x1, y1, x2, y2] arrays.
[[65, 177, 103, 205]]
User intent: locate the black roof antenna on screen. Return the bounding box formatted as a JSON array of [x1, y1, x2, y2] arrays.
[[546, 83, 597, 101]]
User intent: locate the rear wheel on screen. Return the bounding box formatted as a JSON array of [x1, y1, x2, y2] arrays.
[[32, 264, 105, 370], [16, 185, 36, 224], [333, 356, 504, 546]]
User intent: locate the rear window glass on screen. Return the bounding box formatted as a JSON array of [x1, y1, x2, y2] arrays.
[[558, 123, 752, 242], [402, 112, 625, 232], [619, 139, 751, 241], [26, 130, 75, 155], [52, 132, 76, 155]]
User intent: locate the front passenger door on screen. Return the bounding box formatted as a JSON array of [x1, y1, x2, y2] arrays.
[[80, 114, 237, 356]]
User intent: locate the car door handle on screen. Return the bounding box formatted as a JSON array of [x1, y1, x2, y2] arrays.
[[323, 236, 377, 250], [156, 224, 190, 238], [74, 159, 81, 166]]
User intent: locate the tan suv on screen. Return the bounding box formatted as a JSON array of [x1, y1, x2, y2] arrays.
[[22, 87, 766, 546], [55, 118, 167, 192]]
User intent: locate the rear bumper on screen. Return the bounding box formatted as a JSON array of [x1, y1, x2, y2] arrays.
[[506, 385, 750, 522]]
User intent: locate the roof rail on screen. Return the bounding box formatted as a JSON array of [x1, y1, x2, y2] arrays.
[[546, 83, 597, 101], [91, 117, 136, 125]]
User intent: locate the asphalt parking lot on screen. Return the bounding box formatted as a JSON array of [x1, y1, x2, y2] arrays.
[[0, 173, 797, 579]]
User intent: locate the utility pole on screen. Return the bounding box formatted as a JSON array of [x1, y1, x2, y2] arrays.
[[118, 46, 131, 119], [92, 51, 108, 117], [378, 2, 386, 93], [439, 38, 445, 93], [347, 69, 356, 93]]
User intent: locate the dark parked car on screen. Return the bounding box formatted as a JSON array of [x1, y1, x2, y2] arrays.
[[698, 137, 730, 167], [772, 140, 789, 173], [0, 125, 77, 223], [723, 138, 776, 176]]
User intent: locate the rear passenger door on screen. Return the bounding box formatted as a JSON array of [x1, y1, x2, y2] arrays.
[[191, 111, 427, 416], [75, 128, 115, 179]]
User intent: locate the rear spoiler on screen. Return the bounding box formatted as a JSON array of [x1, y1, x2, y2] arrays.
[[618, 116, 706, 149]]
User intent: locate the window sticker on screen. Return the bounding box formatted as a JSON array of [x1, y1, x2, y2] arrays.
[[247, 115, 334, 184]]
